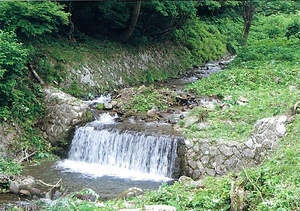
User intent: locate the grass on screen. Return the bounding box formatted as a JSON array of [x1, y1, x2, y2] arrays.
[[241, 114, 300, 210], [34, 13, 300, 210], [104, 38, 300, 210], [31, 38, 199, 98], [184, 38, 300, 141]]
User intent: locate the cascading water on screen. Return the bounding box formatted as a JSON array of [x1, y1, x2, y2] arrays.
[[58, 113, 182, 181]]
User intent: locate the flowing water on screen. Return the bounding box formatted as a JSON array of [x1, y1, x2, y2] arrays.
[[12, 57, 234, 201], [57, 113, 182, 181], [17, 102, 182, 201], [20, 160, 166, 200]]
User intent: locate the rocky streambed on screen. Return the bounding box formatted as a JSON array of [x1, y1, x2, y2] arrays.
[[0, 56, 247, 209]]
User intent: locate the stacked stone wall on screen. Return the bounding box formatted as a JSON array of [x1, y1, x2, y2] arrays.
[[184, 116, 287, 179], [40, 86, 90, 146]]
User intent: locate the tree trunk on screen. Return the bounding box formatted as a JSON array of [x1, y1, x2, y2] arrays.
[[242, 1, 256, 45], [119, 0, 141, 43]]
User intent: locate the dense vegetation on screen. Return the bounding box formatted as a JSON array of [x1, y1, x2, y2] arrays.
[[1, 0, 300, 210], [46, 12, 300, 211]]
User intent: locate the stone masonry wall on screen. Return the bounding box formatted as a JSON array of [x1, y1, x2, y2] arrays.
[[184, 115, 287, 179], [61, 43, 189, 95], [39, 86, 90, 146]]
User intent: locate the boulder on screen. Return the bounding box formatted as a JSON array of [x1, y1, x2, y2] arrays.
[[104, 102, 113, 110], [19, 189, 31, 197], [147, 109, 157, 118], [118, 187, 144, 199], [19, 176, 35, 188], [9, 181, 20, 194]]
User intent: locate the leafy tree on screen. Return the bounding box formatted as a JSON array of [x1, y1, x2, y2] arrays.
[[241, 0, 258, 44], [286, 20, 300, 39], [140, 0, 198, 38], [0, 30, 31, 120], [65, 0, 198, 41], [257, 0, 300, 16], [240, 0, 300, 44], [0, 1, 70, 121], [197, 0, 239, 17], [119, 0, 142, 43], [66, 1, 131, 38], [0, 1, 69, 39]]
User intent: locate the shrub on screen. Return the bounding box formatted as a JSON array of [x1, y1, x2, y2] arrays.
[[0, 30, 44, 122], [172, 16, 227, 64], [0, 1, 69, 39], [286, 20, 300, 39]]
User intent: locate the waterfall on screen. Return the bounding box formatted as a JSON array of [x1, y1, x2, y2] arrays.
[[58, 115, 182, 181]]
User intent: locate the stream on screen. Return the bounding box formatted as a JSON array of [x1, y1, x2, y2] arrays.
[[1, 56, 234, 205]]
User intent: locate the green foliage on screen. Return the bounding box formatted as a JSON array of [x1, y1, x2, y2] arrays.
[[240, 114, 300, 210], [197, 0, 240, 17], [66, 81, 85, 99], [150, 0, 197, 18], [286, 20, 300, 39], [132, 177, 231, 210], [46, 188, 100, 211], [68, 1, 131, 38], [248, 14, 297, 41], [0, 30, 48, 170], [30, 51, 66, 84], [135, 1, 198, 39], [45, 188, 124, 211], [211, 17, 243, 54], [96, 103, 104, 110], [236, 38, 300, 62], [172, 17, 227, 63], [0, 157, 21, 175], [124, 86, 171, 112], [24, 134, 52, 159], [0, 30, 28, 78], [186, 37, 300, 141], [0, 30, 44, 122], [67, 1, 198, 41], [0, 1, 69, 39], [257, 0, 300, 16]]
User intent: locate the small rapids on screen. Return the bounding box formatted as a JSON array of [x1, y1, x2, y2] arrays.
[[57, 113, 181, 181], [14, 57, 234, 201]]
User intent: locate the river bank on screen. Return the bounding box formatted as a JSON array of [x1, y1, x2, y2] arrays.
[[0, 56, 233, 208]]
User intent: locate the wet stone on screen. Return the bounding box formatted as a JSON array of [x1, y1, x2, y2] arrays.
[[10, 181, 20, 194]]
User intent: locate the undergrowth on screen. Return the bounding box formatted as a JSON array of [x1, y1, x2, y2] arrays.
[[240, 114, 300, 210], [122, 86, 176, 112], [185, 38, 300, 141]]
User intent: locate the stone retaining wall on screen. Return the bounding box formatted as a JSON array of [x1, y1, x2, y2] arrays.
[[61, 43, 189, 95], [184, 115, 287, 179], [39, 86, 90, 147]]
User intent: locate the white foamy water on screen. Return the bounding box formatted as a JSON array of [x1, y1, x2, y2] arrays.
[[58, 120, 180, 181], [94, 113, 118, 125], [56, 160, 172, 182], [84, 94, 111, 105]]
